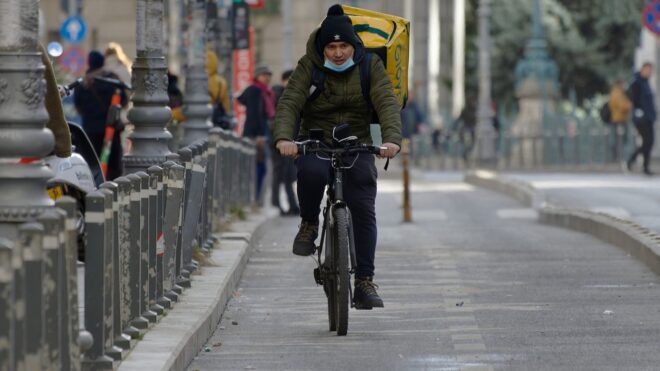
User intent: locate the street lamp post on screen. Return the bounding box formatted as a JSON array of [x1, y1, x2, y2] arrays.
[[0, 0, 55, 238], [181, 0, 212, 147], [476, 0, 496, 163], [124, 0, 173, 175]]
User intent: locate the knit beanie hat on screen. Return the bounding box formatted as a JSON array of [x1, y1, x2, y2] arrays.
[[317, 4, 361, 50], [88, 50, 105, 70]]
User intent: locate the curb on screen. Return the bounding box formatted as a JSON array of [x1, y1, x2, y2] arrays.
[[464, 170, 543, 208], [465, 170, 660, 276], [539, 207, 660, 275], [118, 212, 271, 371]]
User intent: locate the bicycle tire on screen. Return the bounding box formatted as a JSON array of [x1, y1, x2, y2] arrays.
[[333, 207, 350, 336], [325, 218, 337, 332]]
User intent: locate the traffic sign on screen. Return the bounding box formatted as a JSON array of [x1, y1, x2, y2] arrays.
[[643, 1, 660, 36], [60, 46, 86, 76], [60, 16, 87, 44]]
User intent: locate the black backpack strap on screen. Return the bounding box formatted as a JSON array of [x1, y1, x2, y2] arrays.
[[308, 66, 326, 101], [359, 52, 373, 113]]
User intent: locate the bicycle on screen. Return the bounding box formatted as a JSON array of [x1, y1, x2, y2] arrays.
[[296, 124, 387, 336]]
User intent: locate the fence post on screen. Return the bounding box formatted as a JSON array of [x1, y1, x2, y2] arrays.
[[148, 166, 172, 310], [81, 192, 114, 370], [201, 139, 213, 251], [181, 143, 207, 275], [209, 129, 220, 230], [39, 210, 67, 371], [125, 174, 149, 332], [19, 222, 45, 370], [162, 162, 185, 299], [113, 177, 139, 343], [98, 185, 124, 362], [56, 197, 82, 361], [136, 172, 158, 323], [0, 238, 13, 371]]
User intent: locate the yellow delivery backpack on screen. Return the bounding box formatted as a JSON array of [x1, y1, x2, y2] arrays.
[[343, 4, 410, 110]]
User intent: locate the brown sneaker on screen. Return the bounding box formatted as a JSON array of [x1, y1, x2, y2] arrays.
[[292, 221, 318, 256]]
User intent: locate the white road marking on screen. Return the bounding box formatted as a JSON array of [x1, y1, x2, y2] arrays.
[[496, 208, 538, 219]]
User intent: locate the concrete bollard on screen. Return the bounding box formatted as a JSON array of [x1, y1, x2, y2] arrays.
[[114, 177, 140, 342], [0, 238, 14, 371], [19, 222, 45, 371], [99, 186, 124, 362], [39, 209, 66, 371], [148, 166, 171, 311], [55, 196, 82, 370], [136, 171, 158, 324], [210, 129, 224, 225], [162, 162, 185, 300], [126, 174, 149, 332], [81, 191, 114, 370], [181, 143, 207, 275], [177, 147, 194, 282]]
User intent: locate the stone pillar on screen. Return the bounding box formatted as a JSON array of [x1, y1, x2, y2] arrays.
[[218, 0, 234, 110], [181, 0, 212, 147], [476, 0, 496, 163], [0, 0, 54, 238], [124, 0, 173, 175]]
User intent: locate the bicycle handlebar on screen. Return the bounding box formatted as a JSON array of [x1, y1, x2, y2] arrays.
[[295, 140, 384, 156]]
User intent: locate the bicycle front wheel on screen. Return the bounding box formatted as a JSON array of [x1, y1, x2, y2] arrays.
[[333, 207, 350, 336]]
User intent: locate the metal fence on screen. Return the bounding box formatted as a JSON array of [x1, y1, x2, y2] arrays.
[[1, 129, 256, 370], [412, 115, 635, 171]]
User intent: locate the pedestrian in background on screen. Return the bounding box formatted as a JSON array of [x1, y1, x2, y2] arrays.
[[271, 69, 300, 216], [238, 64, 275, 204], [207, 50, 231, 129], [104, 42, 133, 154], [74, 50, 127, 180], [607, 80, 632, 162], [104, 42, 132, 85], [452, 96, 477, 163], [627, 62, 656, 175]]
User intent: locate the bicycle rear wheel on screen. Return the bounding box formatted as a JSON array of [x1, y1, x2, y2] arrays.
[[333, 207, 350, 336]]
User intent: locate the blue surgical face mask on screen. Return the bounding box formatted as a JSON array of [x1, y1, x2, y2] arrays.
[[324, 57, 355, 73]]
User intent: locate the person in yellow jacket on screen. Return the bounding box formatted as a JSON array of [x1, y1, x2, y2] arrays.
[[207, 50, 230, 116], [172, 50, 230, 126], [608, 80, 632, 162]]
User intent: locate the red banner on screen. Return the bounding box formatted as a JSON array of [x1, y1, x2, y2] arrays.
[[246, 0, 265, 9], [233, 26, 254, 136]]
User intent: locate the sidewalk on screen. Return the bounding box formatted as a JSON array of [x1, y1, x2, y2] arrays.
[[116, 210, 272, 371]]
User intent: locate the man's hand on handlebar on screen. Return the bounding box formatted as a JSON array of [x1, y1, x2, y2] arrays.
[[277, 140, 299, 158], [379, 142, 400, 159]]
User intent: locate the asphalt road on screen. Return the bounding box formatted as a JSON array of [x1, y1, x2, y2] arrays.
[[187, 172, 660, 371]]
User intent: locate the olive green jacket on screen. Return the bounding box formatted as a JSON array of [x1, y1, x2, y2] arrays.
[[272, 29, 401, 146], [39, 44, 72, 157]]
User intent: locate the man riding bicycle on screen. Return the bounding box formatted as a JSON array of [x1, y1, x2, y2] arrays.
[[273, 4, 402, 309]]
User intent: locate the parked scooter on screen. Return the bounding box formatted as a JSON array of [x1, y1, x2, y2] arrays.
[[43, 77, 129, 259]]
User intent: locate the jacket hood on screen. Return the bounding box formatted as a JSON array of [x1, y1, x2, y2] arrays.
[[207, 50, 219, 76], [305, 28, 365, 71]]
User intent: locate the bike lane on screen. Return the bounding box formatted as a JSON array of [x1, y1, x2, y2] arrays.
[[187, 172, 660, 371]]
